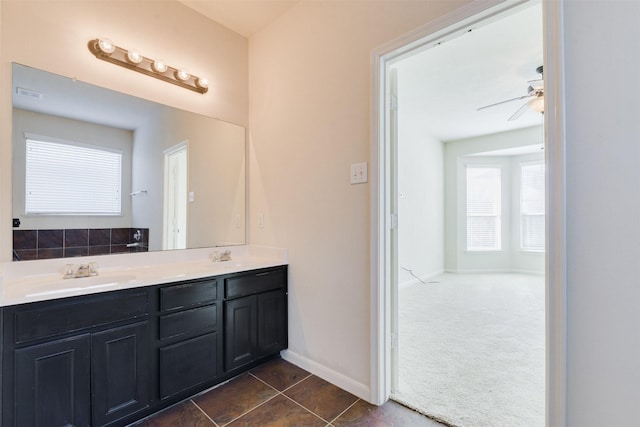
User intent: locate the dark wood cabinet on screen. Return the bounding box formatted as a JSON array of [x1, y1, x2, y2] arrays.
[[225, 295, 258, 370], [258, 290, 288, 355], [14, 334, 91, 427], [92, 322, 150, 426], [157, 279, 221, 400], [159, 332, 219, 398], [3, 289, 150, 427], [2, 265, 287, 427], [224, 268, 288, 372]]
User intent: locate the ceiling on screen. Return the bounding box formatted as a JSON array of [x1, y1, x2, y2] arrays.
[[395, 2, 543, 142], [13, 63, 162, 131], [177, 0, 299, 37]]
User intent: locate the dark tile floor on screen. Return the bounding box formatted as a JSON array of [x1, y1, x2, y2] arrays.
[[132, 358, 446, 426]]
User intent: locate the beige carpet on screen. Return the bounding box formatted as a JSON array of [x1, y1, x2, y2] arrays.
[[392, 273, 545, 427]]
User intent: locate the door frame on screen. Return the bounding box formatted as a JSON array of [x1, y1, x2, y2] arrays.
[[369, 1, 567, 426], [163, 141, 189, 250]]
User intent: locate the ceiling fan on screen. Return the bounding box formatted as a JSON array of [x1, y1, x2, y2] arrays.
[[478, 65, 544, 121]]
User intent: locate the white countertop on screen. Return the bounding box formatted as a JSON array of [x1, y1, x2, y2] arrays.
[[0, 245, 287, 306]]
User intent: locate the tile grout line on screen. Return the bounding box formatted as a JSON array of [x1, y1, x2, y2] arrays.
[[248, 372, 336, 425], [221, 393, 282, 426], [249, 371, 313, 394], [327, 398, 361, 425], [279, 392, 333, 425], [190, 400, 220, 427], [213, 377, 283, 427]]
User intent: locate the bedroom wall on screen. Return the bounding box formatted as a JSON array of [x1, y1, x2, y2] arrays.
[[397, 118, 445, 287]]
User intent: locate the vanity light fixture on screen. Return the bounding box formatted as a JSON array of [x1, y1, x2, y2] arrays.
[[88, 38, 208, 94]]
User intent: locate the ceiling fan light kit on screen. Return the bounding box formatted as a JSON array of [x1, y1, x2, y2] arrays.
[[478, 65, 544, 120]]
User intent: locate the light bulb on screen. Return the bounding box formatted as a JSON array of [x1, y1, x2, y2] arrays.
[[126, 49, 143, 64], [174, 69, 190, 81], [196, 77, 209, 89], [97, 38, 116, 55], [528, 96, 544, 113], [152, 59, 168, 73]]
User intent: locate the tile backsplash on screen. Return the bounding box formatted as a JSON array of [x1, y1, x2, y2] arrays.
[[13, 228, 149, 261]]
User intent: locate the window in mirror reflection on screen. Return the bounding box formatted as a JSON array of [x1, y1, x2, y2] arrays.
[[25, 136, 122, 215]]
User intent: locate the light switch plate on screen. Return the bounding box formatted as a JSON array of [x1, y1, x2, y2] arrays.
[[350, 162, 368, 184]]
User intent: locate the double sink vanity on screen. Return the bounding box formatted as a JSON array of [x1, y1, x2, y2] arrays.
[[0, 245, 289, 426]]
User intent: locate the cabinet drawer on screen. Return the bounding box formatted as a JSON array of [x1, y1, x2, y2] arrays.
[[159, 332, 218, 398], [159, 280, 217, 312], [159, 304, 218, 340], [14, 290, 148, 344], [225, 268, 285, 299]]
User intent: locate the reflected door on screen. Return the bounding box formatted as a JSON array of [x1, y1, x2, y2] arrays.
[[163, 143, 188, 250]]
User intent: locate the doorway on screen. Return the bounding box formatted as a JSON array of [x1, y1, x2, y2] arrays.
[[371, 0, 567, 425], [163, 142, 188, 250]]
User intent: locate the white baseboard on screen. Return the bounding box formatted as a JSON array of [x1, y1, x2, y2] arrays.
[[281, 349, 371, 402], [445, 268, 544, 275], [511, 268, 545, 275]]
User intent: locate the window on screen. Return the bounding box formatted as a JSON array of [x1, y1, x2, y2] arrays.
[[25, 137, 122, 215], [520, 161, 545, 251], [466, 166, 502, 251]]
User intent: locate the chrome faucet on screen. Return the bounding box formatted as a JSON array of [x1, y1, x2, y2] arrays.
[[74, 264, 91, 278], [212, 250, 232, 262], [62, 262, 99, 279]]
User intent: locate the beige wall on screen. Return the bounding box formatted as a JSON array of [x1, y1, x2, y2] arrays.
[[0, 0, 248, 261], [248, 0, 471, 397]]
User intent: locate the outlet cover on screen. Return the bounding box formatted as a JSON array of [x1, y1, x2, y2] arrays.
[[350, 162, 368, 184]]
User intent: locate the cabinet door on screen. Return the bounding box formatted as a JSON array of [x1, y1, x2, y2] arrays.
[[224, 295, 258, 371], [15, 334, 91, 427], [159, 332, 219, 399], [258, 290, 287, 356], [92, 321, 150, 426]]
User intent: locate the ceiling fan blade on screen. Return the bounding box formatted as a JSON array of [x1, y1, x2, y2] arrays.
[[528, 79, 544, 91], [507, 102, 530, 121], [477, 94, 529, 111]]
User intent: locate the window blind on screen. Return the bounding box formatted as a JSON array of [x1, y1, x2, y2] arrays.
[[466, 166, 502, 251], [520, 161, 545, 251], [25, 138, 122, 215]]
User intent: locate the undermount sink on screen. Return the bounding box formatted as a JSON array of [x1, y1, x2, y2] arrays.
[[23, 274, 137, 298]]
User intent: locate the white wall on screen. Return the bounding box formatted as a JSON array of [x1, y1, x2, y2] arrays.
[[248, 0, 472, 398], [562, 2, 640, 425], [398, 130, 444, 286], [0, 0, 248, 261], [444, 126, 543, 272]]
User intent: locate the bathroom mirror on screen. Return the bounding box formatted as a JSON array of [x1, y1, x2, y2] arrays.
[[12, 63, 246, 261]]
